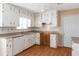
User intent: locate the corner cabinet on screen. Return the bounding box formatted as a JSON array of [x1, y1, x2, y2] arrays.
[[0, 3, 19, 27], [23, 33, 36, 49], [13, 33, 36, 56]]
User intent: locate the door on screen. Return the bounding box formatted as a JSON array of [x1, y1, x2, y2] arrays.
[[63, 14, 79, 48]]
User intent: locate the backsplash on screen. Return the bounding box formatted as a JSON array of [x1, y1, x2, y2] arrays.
[[0, 27, 16, 32]]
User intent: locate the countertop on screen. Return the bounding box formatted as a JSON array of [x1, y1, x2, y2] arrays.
[[72, 37, 79, 43], [0, 30, 59, 38]]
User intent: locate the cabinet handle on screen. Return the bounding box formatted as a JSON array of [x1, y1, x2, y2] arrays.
[[7, 44, 8, 47], [10, 45, 11, 48]]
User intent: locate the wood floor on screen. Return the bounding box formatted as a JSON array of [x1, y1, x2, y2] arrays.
[[16, 45, 72, 56]]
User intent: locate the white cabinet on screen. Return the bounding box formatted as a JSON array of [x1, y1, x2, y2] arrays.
[[23, 33, 36, 49], [50, 34, 57, 48], [0, 3, 19, 27], [35, 33, 40, 45], [13, 33, 36, 55], [11, 6, 19, 27], [35, 14, 42, 27], [42, 11, 51, 24], [23, 35, 30, 49], [13, 36, 25, 55], [72, 43, 79, 56], [35, 11, 57, 27], [0, 37, 12, 56]]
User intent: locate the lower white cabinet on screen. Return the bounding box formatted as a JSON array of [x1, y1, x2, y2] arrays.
[[72, 43, 79, 56], [0, 37, 12, 56], [50, 34, 57, 48], [0, 33, 40, 56], [23, 33, 36, 50], [35, 33, 40, 45], [13, 33, 36, 55], [13, 36, 25, 55]]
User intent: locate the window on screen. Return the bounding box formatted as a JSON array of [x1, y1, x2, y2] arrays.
[[17, 17, 31, 29]]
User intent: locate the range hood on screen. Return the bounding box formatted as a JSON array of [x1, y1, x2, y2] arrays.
[[42, 23, 51, 32]]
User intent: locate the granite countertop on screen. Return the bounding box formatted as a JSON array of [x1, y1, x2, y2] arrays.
[[72, 37, 79, 43], [0, 30, 59, 38]]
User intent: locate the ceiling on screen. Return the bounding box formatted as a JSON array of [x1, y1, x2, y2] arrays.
[[12, 3, 79, 13]]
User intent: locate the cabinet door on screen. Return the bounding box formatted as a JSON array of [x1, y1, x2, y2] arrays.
[[0, 38, 7, 56], [24, 34, 35, 49], [35, 33, 40, 45], [50, 34, 57, 48], [11, 7, 19, 27], [30, 34, 36, 45], [2, 4, 12, 27], [7, 38, 12, 56], [19, 37, 25, 51], [2, 9, 11, 26], [23, 35, 30, 49], [13, 37, 21, 55], [13, 36, 25, 55]]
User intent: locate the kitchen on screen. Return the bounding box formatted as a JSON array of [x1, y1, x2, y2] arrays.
[[0, 3, 79, 56]]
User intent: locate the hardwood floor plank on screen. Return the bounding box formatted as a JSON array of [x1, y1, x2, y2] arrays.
[[16, 45, 72, 56]]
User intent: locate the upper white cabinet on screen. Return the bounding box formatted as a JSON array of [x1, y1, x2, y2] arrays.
[[0, 3, 19, 27], [35, 11, 57, 27], [42, 11, 51, 24]]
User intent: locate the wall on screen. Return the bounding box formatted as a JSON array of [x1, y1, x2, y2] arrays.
[[57, 8, 79, 47]]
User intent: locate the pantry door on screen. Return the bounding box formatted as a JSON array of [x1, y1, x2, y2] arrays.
[[63, 14, 79, 48]]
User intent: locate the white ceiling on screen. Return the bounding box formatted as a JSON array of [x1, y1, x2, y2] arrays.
[[12, 3, 79, 13]]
